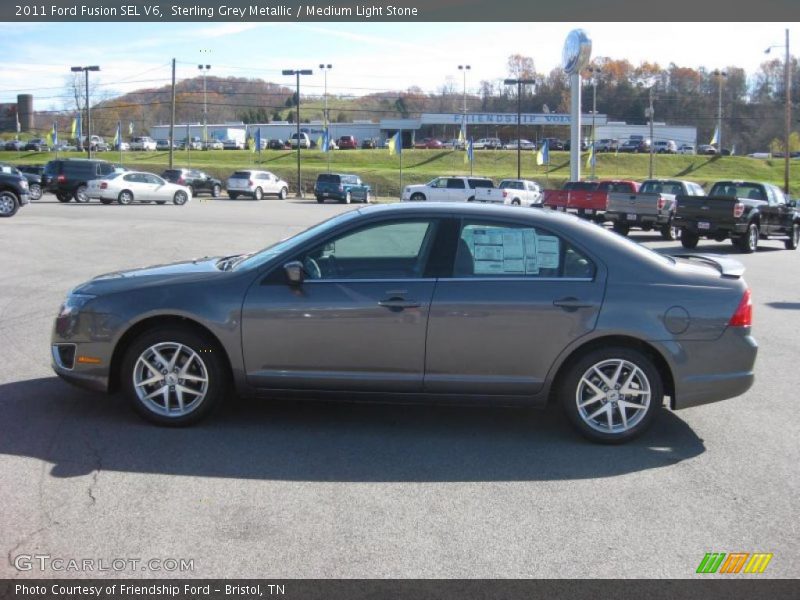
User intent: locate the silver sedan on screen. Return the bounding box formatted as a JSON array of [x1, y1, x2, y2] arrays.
[[87, 171, 192, 205]]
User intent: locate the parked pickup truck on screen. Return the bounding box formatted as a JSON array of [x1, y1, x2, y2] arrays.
[[543, 180, 639, 221], [315, 173, 371, 204], [606, 179, 706, 240], [401, 176, 494, 202], [674, 180, 800, 253], [474, 179, 542, 207]]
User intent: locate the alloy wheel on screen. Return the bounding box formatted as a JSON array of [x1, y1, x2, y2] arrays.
[[133, 342, 209, 418], [575, 359, 651, 435]]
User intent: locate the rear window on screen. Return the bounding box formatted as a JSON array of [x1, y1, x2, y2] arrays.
[[499, 181, 523, 190], [469, 179, 493, 189], [317, 174, 341, 184], [640, 181, 685, 195], [599, 182, 635, 193], [564, 181, 598, 191], [230, 171, 252, 179], [709, 183, 765, 200], [162, 170, 182, 178]]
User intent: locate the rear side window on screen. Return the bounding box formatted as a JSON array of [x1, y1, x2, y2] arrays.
[[453, 222, 595, 279], [447, 178, 466, 189], [231, 171, 251, 179], [469, 179, 493, 189]]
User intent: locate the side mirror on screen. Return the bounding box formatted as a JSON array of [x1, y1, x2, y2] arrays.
[[284, 261, 305, 285]]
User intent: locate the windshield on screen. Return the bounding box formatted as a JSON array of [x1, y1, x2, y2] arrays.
[[232, 211, 359, 271]]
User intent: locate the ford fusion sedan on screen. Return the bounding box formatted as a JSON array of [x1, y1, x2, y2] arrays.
[[51, 204, 757, 443], [87, 171, 192, 205]]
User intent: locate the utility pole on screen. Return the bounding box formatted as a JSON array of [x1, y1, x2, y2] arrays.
[[169, 58, 176, 168], [282, 69, 313, 197], [319, 63, 332, 170], [459, 64, 470, 147], [71, 66, 99, 158], [504, 78, 537, 179], [785, 28, 791, 194], [198, 63, 211, 144], [647, 87, 655, 179], [587, 66, 601, 179]]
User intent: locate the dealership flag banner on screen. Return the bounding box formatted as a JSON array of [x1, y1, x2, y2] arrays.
[[388, 131, 403, 197], [710, 126, 719, 146], [586, 142, 595, 169], [254, 127, 262, 155], [536, 138, 549, 166]]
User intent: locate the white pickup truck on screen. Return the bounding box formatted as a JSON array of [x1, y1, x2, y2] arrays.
[[401, 176, 494, 202], [474, 179, 543, 207]]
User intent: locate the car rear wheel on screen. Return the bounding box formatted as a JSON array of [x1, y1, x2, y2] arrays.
[[561, 347, 663, 444], [612, 222, 630, 236], [734, 223, 759, 253], [279, 187, 288, 200], [74, 184, 89, 203], [211, 184, 221, 198], [785, 223, 800, 250], [173, 190, 188, 205], [363, 192, 372, 204], [511, 199, 521, 206], [28, 183, 42, 201], [253, 187, 263, 201], [316, 195, 324, 204], [343, 191, 351, 204], [680, 230, 699, 249], [100, 198, 114, 205], [122, 327, 226, 426], [117, 190, 134, 205], [56, 193, 71, 203], [155, 201, 167, 205], [228, 193, 238, 200], [0, 191, 19, 217], [660, 219, 680, 241]]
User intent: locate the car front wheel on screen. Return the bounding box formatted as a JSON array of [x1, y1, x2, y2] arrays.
[[211, 184, 221, 198], [561, 347, 663, 444], [410, 193, 425, 202], [279, 187, 288, 200], [253, 187, 263, 201], [785, 222, 800, 250], [0, 191, 20, 217], [28, 183, 42, 201], [122, 327, 226, 426]]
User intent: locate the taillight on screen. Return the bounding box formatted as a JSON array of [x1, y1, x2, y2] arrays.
[[100, 182, 107, 189], [657, 196, 666, 210], [177, 177, 185, 185], [57, 174, 65, 183], [338, 185, 344, 192], [733, 203, 745, 218], [502, 190, 508, 198], [248, 180, 254, 187], [729, 289, 752, 327]]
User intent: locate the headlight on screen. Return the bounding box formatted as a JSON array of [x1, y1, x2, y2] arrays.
[[20, 180, 29, 190], [58, 293, 95, 318]]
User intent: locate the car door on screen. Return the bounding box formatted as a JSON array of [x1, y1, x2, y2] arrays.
[[425, 178, 449, 201], [145, 174, 169, 201], [765, 184, 791, 234], [424, 218, 606, 396], [263, 172, 279, 195], [241, 217, 441, 392]]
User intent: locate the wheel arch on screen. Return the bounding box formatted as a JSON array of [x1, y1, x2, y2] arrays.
[[108, 315, 233, 393], [546, 334, 676, 408]]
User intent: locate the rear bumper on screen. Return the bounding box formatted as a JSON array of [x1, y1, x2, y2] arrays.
[[606, 211, 669, 225], [674, 218, 748, 235]]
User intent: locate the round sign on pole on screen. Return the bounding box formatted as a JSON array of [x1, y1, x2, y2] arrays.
[[562, 29, 592, 75]]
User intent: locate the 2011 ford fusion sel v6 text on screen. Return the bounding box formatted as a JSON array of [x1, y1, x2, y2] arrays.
[[51, 203, 757, 443]]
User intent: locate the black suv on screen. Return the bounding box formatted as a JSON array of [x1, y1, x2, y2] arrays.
[[43, 159, 116, 202], [0, 163, 42, 200], [0, 171, 30, 217], [161, 168, 222, 198]]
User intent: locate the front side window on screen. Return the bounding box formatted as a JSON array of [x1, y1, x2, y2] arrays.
[[447, 178, 466, 189], [299, 220, 437, 280], [429, 178, 446, 189], [453, 222, 595, 279]]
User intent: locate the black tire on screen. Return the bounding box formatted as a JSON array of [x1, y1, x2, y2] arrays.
[[173, 190, 188, 205], [511, 199, 521, 206], [279, 187, 288, 200], [560, 346, 663, 444], [0, 190, 20, 217], [155, 201, 167, 205], [660, 219, 680, 241], [467, 196, 475, 202], [228, 193, 239, 200], [680, 230, 699, 249], [211, 184, 221, 198], [100, 198, 114, 205], [734, 222, 758, 254], [74, 184, 89, 203], [410, 193, 426, 202], [785, 222, 800, 250], [612, 221, 630, 237], [253, 187, 263, 201], [117, 190, 134, 205], [121, 326, 227, 426], [56, 192, 71, 203], [28, 183, 42, 201], [316, 195, 324, 204], [363, 191, 371, 204]]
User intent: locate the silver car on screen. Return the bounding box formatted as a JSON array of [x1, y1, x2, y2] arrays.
[[51, 204, 757, 443]]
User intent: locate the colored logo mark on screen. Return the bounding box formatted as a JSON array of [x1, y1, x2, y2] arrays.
[[696, 552, 773, 574]]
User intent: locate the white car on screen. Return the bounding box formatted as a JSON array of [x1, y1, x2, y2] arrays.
[[503, 139, 536, 150], [87, 171, 192, 205], [129, 136, 157, 151], [203, 139, 224, 150], [289, 132, 311, 149], [473, 138, 502, 150], [226, 169, 290, 200], [401, 176, 494, 202], [223, 139, 244, 150], [678, 144, 696, 155], [474, 179, 543, 206]]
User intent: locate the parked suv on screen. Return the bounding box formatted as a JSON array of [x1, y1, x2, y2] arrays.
[[226, 170, 289, 200], [24, 138, 50, 152], [653, 140, 677, 154], [42, 158, 116, 202], [314, 173, 371, 204], [161, 168, 223, 198], [130, 136, 157, 151], [0, 163, 42, 200], [337, 135, 358, 150], [0, 170, 30, 217], [289, 133, 311, 149]]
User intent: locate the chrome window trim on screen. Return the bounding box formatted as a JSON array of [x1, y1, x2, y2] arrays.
[[304, 278, 438, 284], [438, 277, 595, 282]]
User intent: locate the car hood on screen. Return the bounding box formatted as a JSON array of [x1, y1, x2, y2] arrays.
[[74, 257, 229, 295]]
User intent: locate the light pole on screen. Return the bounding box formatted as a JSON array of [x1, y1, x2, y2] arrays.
[[319, 63, 332, 169], [458, 64, 470, 146], [504, 78, 537, 179], [70, 65, 99, 158], [712, 69, 727, 155], [197, 64, 211, 144], [766, 29, 792, 194], [587, 66, 601, 179], [646, 86, 655, 179], [283, 69, 313, 198]]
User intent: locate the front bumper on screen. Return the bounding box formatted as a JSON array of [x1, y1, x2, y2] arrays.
[[51, 341, 111, 392], [19, 192, 30, 206]]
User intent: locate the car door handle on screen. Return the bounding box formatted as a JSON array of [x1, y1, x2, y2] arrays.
[[553, 297, 593, 311], [379, 297, 421, 310]]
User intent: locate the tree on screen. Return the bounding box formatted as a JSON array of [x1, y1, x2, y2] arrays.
[[507, 54, 535, 80]]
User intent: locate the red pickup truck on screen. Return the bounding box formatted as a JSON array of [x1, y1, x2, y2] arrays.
[[543, 180, 640, 221]]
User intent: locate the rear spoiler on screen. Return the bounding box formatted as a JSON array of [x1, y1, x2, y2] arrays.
[[674, 254, 745, 278]]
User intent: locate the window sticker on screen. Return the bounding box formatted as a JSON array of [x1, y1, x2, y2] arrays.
[[463, 226, 560, 276], [537, 236, 561, 269]]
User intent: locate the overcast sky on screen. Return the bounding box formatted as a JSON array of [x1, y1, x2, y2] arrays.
[[1, 22, 797, 108]]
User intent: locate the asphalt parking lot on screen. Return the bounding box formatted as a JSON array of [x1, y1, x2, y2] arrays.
[[1, 196, 798, 579]]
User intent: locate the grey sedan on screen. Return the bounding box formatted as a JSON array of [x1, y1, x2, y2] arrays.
[[51, 203, 757, 443]]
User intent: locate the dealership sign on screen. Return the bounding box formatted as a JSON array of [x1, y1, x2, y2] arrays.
[[420, 113, 607, 126]]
